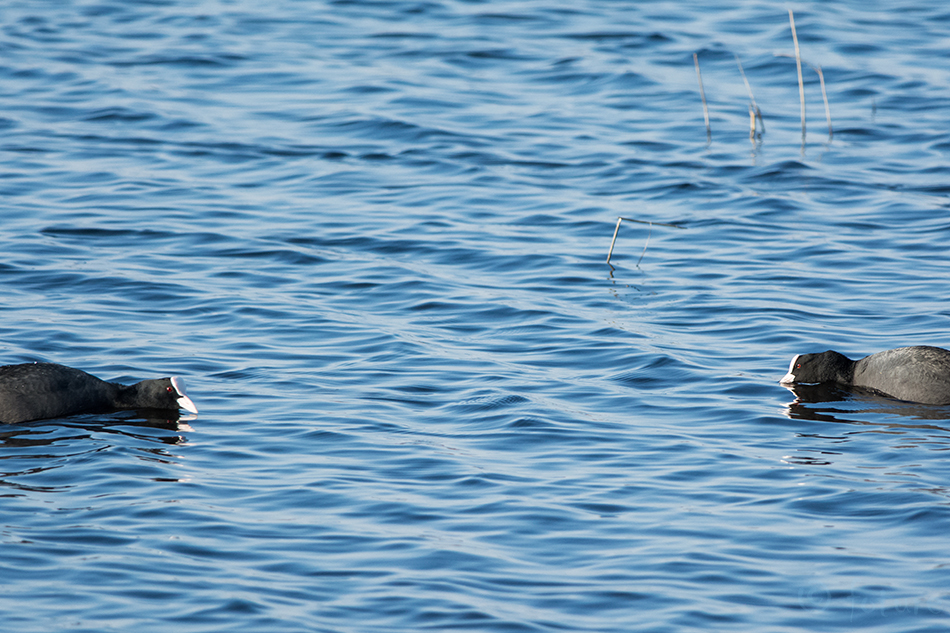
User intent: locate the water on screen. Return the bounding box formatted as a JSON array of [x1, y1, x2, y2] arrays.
[[2, 1, 950, 630]]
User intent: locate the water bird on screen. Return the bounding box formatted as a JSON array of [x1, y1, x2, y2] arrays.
[[780, 346, 950, 405], [0, 362, 198, 424]]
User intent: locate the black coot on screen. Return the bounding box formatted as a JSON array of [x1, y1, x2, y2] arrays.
[[0, 362, 198, 424], [780, 346, 950, 405]]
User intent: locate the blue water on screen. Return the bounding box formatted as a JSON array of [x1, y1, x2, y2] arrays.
[[2, 1, 950, 631]]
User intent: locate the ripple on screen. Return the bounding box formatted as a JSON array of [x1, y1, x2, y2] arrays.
[[2, 0, 950, 631]]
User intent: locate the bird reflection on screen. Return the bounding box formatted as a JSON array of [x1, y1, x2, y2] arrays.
[[780, 382, 950, 468], [783, 383, 950, 423], [0, 410, 194, 493], [0, 409, 194, 449]]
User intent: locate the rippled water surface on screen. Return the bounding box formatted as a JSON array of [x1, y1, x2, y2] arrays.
[[2, 1, 950, 630]]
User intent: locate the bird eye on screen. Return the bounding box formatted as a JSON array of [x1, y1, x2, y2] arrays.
[[796, 363, 801, 369], [166, 386, 173, 393]]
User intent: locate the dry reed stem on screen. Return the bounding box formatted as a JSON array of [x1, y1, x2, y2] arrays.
[[735, 54, 764, 136], [774, 53, 834, 140], [618, 217, 684, 229], [606, 217, 686, 266], [812, 64, 832, 138], [693, 53, 711, 141], [606, 217, 623, 264], [788, 9, 806, 138], [637, 224, 652, 266]]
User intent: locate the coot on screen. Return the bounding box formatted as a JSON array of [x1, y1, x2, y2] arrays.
[[0, 362, 198, 424], [780, 346, 950, 405]]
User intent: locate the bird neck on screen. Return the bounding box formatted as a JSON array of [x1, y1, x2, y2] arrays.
[[110, 382, 141, 409]]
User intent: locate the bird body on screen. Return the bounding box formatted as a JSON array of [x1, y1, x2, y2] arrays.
[[781, 346, 950, 405], [0, 362, 197, 424]]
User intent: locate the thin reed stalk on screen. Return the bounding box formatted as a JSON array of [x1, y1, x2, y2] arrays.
[[788, 10, 805, 138], [637, 223, 652, 266], [606, 217, 686, 266], [735, 54, 764, 136], [606, 217, 623, 264], [813, 64, 832, 138], [693, 53, 711, 141]]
